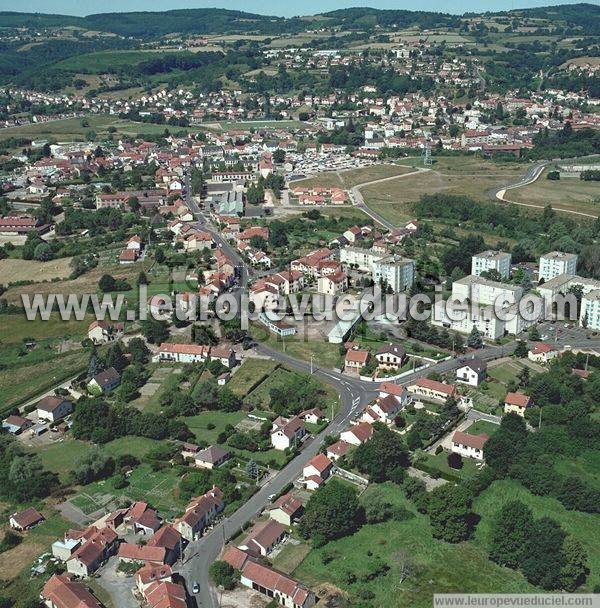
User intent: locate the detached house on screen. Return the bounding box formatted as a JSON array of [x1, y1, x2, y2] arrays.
[[528, 342, 559, 364], [362, 393, 404, 425], [87, 367, 121, 394], [451, 431, 489, 461], [344, 348, 370, 376], [340, 422, 373, 446], [194, 445, 230, 470], [504, 392, 533, 417], [407, 378, 457, 402], [239, 519, 287, 556], [303, 454, 333, 490], [10, 507, 45, 531], [456, 358, 487, 387], [37, 395, 73, 423], [87, 320, 124, 344], [375, 343, 407, 370], [271, 416, 306, 451], [268, 494, 304, 526]]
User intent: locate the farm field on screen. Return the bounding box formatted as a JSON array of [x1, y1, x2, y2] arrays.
[[473, 479, 600, 590], [0, 114, 198, 143], [53, 49, 188, 72], [0, 257, 74, 283], [507, 169, 600, 217], [294, 482, 536, 607], [294, 163, 414, 191], [361, 157, 525, 225], [228, 358, 280, 397], [0, 348, 88, 413], [0, 312, 91, 344]]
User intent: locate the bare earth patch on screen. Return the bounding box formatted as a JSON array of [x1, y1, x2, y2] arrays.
[[0, 257, 74, 283], [0, 540, 46, 579]]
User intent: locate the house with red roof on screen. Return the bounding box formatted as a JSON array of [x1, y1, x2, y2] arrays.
[[340, 422, 373, 446], [41, 574, 102, 608], [302, 454, 333, 489], [10, 507, 45, 531], [117, 543, 167, 565], [451, 431, 489, 461], [344, 348, 370, 376], [135, 564, 173, 595], [175, 487, 224, 542], [239, 519, 287, 557], [504, 392, 533, 417], [326, 440, 352, 461], [407, 378, 458, 402], [66, 527, 118, 577], [528, 342, 559, 364], [267, 494, 304, 526]]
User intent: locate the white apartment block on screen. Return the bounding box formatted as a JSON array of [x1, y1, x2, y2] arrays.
[[432, 300, 505, 339], [372, 255, 415, 292], [471, 250, 511, 279], [339, 246, 383, 272], [581, 290, 600, 331], [539, 251, 578, 282], [452, 275, 523, 307]]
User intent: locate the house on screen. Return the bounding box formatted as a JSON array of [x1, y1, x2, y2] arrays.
[[456, 358, 487, 387], [504, 392, 533, 417], [117, 543, 167, 566], [344, 348, 370, 375], [268, 494, 303, 526], [87, 367, 121, 394], [87, 320, 123, 344], [195, 445, 230, 470], [303, 454, 333, 490], [158, 342, 210, 364], [41, 574, 103, 608], [378, 381, 410, 406], [451, 431, 489, 461], [119, 248, 139, 264], [326, 440, 352, 461], [239, 519, 287, 556], [10, 507, 45, 531], [143, 579, 187, 608], [340, 422, 373, 446], [210, 346, 236, 369], [175, 486, 224, 542], [234, 556, 316, 608], [375, 343, 407, 370], [2, 414, 32, 435], [36, 395, 73, 423], [299, 408, 325, 424], [270, 416, 306, 451], [66, 527, 118, 577], [135, 564, 173, 595], [362, 394, 404, 425], [132, 508, 161, 535], [528, 342, 559, 364], [407, 378, 457, 402]]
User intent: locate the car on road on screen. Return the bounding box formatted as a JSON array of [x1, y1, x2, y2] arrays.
[[192, 582, 200, 594], [268, 493, 276, 501]]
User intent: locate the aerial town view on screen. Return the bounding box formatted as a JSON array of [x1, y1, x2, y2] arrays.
[[0, 2, 598, 607]]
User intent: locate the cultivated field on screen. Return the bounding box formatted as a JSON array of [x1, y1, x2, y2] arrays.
[[294, 163, 414, 191], [507, 168, 600, 216], [361, 157, 525, 224], [0, 257, 74, 283]]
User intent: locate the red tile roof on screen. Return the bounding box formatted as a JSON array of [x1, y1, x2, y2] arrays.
[[505, 392, 533, 408], [42, 574, 102, 608], [10, 507, 44, 529], [452, 431, 489, 451]]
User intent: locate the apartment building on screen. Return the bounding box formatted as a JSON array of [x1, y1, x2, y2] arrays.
[[372, 255, 415, 292], [538, 251, 578, 282], [471, 250, 511, 279]]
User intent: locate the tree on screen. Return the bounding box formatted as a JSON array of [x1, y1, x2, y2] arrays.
[[137, 271, 148, 285], [467, 326, 484, 349], [427, 484, 473, 543], [521, 517, 565, 589], [489, 501, 533, 568], [8, 455, 57, 501], [353, 426, 409, 483], [33, 242, 53, 261], [514, 340, 528, 358], [128, 338, 150, 365], [447, 451, 463, 469], [528, 325, 541, 341], [98, 274, 116, 292], [209, 561, 238, 590], [71, 447, 115, 485], [299, 479, 360, 546], [560, 536, 588, 591], [140, 318, 169, 344]]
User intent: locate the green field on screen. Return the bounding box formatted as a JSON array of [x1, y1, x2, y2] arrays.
[[294, 482, 536, 607], [246, 367, 293, 408], [80, 463, 184, 517], [184, 410, 247, 445], [467, 420, 500, 436], [0, 349, 88, 413], [554, 449, 600, 491], [508, 168, 600, 217], [473, 479, 600, 590], [417, 450, 481, 480], [53, 49, 192, 73], [228, 358, 279, 396], [294, 163, 414, 191]]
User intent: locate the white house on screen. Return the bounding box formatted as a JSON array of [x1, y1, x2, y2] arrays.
[[340, 422, 373, 446], [451, 431, 489, 461], [36, 396, 73, 423], [456, 358, 487, 387], [271, 416, 306, 451], [528, 342, 559, 364]]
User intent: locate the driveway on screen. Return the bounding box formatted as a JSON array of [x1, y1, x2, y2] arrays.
[[96, 556, 139, 608]]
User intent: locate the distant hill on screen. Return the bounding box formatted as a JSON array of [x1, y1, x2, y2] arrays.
[[1, 4, 598, 38]]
